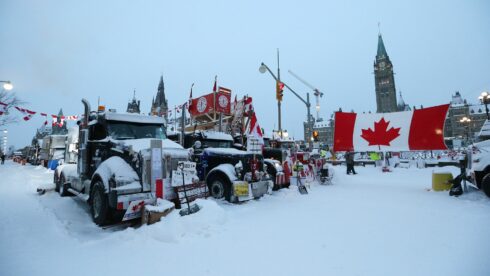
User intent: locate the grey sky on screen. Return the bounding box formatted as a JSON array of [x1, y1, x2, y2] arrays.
[[1, 0, 489, 148]]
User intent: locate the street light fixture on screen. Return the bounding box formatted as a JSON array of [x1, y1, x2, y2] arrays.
[[478, 91, 490, 120], [459, 116, 472, 145], [0, 81, 13, 91]]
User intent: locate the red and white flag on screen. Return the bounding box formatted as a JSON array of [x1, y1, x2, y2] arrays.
[[333, 104, 449, 152], [66, 115, 78, 121], [15, 106, 36, 121], [0, 101, 8, 115], [243, 96, 253, 113], [52, 115, 66, 127], [218, 86, 231, 94], [248, 112, 264, 145]]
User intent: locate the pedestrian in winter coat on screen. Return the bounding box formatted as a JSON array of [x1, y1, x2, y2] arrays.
[[1, 154, 5, 165], [346, 151, 357, 175]]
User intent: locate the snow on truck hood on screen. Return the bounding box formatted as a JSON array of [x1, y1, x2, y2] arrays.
[[204, 148, 257, 156], [95, 156, 140, 183], [114, 138, 189, 159], [117, 138, 184, 152], [104, 112, 166, 124]]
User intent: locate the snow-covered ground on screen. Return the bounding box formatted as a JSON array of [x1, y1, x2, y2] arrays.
[[1, 161, 489, 276]]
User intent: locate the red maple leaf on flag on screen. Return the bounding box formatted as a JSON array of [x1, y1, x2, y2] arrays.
[[361, 117, 401, 147]]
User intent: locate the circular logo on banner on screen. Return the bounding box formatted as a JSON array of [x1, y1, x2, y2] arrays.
[[197, 97, 207, 113], [218, 95, 228, 108]]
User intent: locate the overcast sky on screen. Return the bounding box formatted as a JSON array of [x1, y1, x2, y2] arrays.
[[1, 0, 489, 148]]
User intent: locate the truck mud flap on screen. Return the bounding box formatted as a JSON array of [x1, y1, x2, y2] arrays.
[[122, 198, 155, 221]]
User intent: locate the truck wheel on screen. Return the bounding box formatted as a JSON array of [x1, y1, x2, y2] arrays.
[[90, 181, 110, 226], [59, 174, 70, 197], [54, 173, 60, 192], [208, 177, 231, 201], [481, 173, 490, 198]]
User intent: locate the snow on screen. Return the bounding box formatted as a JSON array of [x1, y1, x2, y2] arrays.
[[104, 112, 166, 124], [144, 198, 175, 212], [201, 130, 234, 141], [114, 138, 183, 152], [56, 163, 77, 178], [208, 163, 238, 181], [93, 156, 139, 188], [1, 161, 490, 276], [204, 147, 253, 156], [478, 120, 490, 137]]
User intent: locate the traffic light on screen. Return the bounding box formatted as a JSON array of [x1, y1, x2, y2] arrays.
[[312, 130, 319, 142], [276, 81, 284, 101]]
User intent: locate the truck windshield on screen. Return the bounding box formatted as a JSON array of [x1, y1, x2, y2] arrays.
[[203, 139, 233, 149], [107, 121, 166, 140], [279, 142, 295, 150]]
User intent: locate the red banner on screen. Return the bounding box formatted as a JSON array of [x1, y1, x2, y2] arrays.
[[189, 93, 214, 115], [189, 92, 231, 116], [215, 92, 231, 114]]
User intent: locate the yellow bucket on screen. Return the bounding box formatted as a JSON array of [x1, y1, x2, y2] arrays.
[[432, 172, 453, 191]]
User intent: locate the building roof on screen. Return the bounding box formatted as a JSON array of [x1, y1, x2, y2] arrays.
[[469, 104, 485, 115]]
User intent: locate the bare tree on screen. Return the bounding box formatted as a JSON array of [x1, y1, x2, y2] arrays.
[[0, 90, 24, 126]]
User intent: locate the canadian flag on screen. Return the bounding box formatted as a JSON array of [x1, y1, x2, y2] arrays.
[[334, 104, 449, 152], [243, 97, 253, 114], [249, 112, 264, 145], [14, 106, 36, 121]]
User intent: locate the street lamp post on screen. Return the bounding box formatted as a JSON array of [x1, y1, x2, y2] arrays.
[[259, 50, 283, 137], [259, 62, 313, 148], [478, 91, 490, 120], [459, 116, 471, 146], [0, 81, 13, 91], [1, 129, 7, 154]]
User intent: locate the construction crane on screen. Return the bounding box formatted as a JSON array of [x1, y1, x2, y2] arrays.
[[288, 70, 324, 121]]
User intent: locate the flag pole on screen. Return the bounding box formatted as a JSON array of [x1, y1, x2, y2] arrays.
[[213, 75, 217, 122]]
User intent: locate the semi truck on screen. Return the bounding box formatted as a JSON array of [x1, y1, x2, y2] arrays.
[[56, 99, 190, 225]]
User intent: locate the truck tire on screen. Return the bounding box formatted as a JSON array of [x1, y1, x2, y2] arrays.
[[208, 177, 231, 201], [59, 174, 70, 197], [54, 173, 60, 192], [481, 173, 490, 198], [90, 181, 110, 226]]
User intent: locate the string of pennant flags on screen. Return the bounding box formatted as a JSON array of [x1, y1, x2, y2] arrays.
[[1, 77, 238, 127], [0, 101, 79, 127]]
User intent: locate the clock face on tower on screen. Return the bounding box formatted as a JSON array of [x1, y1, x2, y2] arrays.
[[218, 95, 228, 108], [197, 97, 207, 113]]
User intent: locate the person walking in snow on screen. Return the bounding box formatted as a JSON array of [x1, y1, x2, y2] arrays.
[[346, 151, 356, 175], [1, 153, 5, 165]]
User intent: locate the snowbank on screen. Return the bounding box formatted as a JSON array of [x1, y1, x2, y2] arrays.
[[1, 161, 489, 276]]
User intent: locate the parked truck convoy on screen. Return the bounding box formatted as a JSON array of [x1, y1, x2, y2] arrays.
[[40, 134, 67, 169], [170, 130, 273, 202], [55, 99, 190, 225]]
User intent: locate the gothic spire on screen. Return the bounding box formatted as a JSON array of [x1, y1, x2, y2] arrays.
[[157, 75, 165, 105], [377, 34, 388, 59]]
